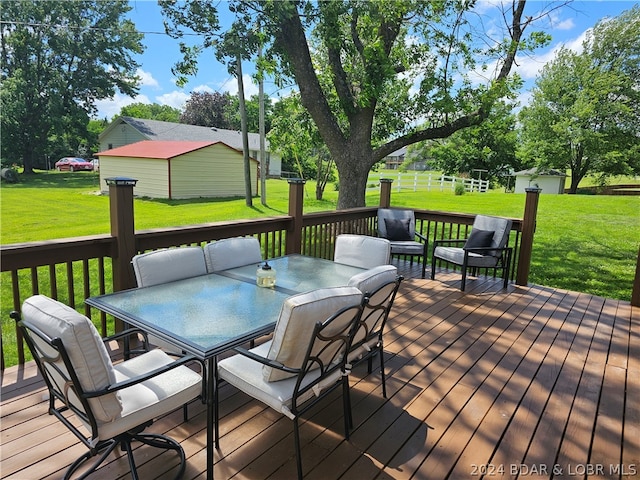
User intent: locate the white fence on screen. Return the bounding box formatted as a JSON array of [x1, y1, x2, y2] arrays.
[[371, 172, 489, 193]]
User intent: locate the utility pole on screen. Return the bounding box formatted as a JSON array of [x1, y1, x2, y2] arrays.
[[258, 34, 267, 205]]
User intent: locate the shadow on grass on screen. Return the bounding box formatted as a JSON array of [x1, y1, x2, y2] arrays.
[[7, 170, 100, 189]]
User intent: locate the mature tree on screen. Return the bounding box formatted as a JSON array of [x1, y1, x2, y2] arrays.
[[242, 0, 558, 208], [269, 93, 335, 199], [159, 0, 560, 208], [0, 0, 144, 173], [119, 102, 181, 122], [412, 101, 520, 186], [180, 91, 235, 128], [518, 6, 640, 192]]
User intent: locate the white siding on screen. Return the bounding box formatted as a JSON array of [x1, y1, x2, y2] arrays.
[[250, 149, 281, 176], [514, 175, 566, 194], [99, 156, 169, 198], [170, 144, 257, 199], [100, 124, 147, 151]]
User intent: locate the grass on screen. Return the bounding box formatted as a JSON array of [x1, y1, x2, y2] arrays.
[[2, 170, 638, 297], [1, 170, 638, 368]]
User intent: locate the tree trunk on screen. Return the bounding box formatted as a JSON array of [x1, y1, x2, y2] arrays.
[[335, 147, 371, 209], [236, 55, 253, 207], [569, 173, 581, 194]]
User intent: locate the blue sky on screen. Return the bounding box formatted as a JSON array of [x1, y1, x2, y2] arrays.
[[95, 0, 638, 120]]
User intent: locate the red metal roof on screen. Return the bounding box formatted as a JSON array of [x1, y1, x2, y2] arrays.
[[97, 140, 218, 159]]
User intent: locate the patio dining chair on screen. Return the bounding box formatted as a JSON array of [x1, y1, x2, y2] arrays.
[[334, 234, 391, 269], [215, 286, 365, 480], [377, 208, 428, 278], [12, 295, 203, 480], [431, 214, 513, 291], [347, 265, 403, 398], [131, 246, 208, 421], [131, 246, 208, 353], [203, 236, 263, 272]]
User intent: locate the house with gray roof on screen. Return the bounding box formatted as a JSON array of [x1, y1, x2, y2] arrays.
[[99, 116, 281, 176]]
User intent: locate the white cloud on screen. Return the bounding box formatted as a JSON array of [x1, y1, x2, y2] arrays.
[[219, 74, 259, 97], [136, 68, 160, 89], [155, 91, 189, 110], [93, 93, 150, 120], [192, 84, 214, 93]]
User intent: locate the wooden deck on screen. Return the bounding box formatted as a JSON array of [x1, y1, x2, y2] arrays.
[[2, 263, 639, 480]]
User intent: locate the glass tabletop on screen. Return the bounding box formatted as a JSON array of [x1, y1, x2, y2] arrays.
[[218, 254, 366, 294], [87, 274, 290, 358]]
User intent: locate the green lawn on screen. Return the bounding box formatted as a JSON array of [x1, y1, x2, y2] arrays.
[[2, 170, 639, 303]]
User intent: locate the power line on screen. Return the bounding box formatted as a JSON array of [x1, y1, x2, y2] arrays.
[[0, 20, 202, 37]]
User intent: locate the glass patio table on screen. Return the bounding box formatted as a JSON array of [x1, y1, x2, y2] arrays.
[[217, 253, 367, 294], [86, 254, 366, 480]]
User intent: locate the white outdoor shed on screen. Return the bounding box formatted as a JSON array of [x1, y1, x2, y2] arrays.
[[513, 168, 567, 194], [97, 140, 258, 199]]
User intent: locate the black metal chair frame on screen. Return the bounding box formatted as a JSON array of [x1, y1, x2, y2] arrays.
[[431, 238, 513, 291], [348, 275, 404, 398], [214, 300, 365, 480], [12, 311, 204, 480], [377, 209, 429, 278]]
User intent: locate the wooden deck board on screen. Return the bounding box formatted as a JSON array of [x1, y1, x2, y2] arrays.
[[2, 262, 638, 480]]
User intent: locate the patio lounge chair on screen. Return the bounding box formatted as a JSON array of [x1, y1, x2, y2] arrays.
[[12, 295, 203, 480], [215, 286, 365, 480], [431, 214, 513, 291], [334, 234, 391, 269], [377, 208, 428, 278]]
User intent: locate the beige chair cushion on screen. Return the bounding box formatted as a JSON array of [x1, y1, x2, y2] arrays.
[[334, 234, 391, 269], [21, 295, 122, 423], [219, 341, 341, 420], [348, 264, 397, 294], [132, 246, 207, 287], [263, 286, 363, 382], [100, 349, 202, 439], [203, 237, 263, 272]]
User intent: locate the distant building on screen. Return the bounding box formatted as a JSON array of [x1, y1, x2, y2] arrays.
[[384, 147, 406, 170], [383, 146, 430, 171], [97, 140, 257, 199], [99, 116, 281, 177], [513, 168, 567, 194]]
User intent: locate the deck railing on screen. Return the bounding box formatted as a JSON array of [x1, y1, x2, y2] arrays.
[[1, 179, 546, 369]]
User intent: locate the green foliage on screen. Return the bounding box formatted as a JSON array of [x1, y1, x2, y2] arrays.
[[180, 91, 236, 129], [268, 93, 335, 198], [0, 0, 144, 172], [159, 0, 221, 87], [454, 182, 466, 195], [226, 94, 274, 133], [518, 5, 640, 192], [413, 101, 521, 186], [119, 103, 181, 123], [2, 172, 637, 306], [159, 0, 554, 209]]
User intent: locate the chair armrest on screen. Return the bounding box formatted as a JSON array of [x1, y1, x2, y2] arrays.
[[84, 354, 205, 398], [433, 238, 466, 247], [104, 327, 149, 345], [462, 245, 512, 254], [415, 231, 427, 242], [103, 328, 150, 358], [232, 346, 300, 375]]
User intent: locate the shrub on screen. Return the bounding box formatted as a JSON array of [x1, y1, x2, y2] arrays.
[[454, 182, 466, 195]]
